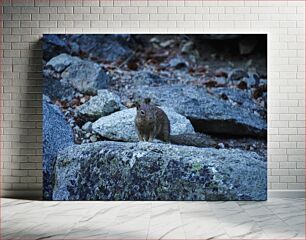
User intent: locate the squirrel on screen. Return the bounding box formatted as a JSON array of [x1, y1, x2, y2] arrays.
[[134, 98, 218, 147], [134, 98, 170, 142]]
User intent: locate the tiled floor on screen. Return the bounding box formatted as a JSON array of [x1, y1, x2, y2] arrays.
[[2, 198, 305, 239]]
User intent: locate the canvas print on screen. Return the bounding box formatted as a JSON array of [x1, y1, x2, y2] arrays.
[[42, 34, 267, 201]]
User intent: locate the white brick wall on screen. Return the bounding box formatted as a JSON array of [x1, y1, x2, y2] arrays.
[[1, 0, 305, 198]]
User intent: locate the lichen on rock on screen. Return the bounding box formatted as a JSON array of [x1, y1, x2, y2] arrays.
[[53, 141, 267, 201]]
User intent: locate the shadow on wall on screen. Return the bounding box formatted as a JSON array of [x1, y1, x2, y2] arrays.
[[5, 40, 44, 200]]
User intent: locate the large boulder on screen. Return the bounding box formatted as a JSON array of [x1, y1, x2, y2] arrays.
[[42, 34, 70, 61], [43, 95, 74, 200], [76, 90, 124, 120], [61, 58, 108, 95], [45, 53, 79, 73], [131, 85, 267, 137], [42, 34, 134, 63], [53, 141, 267, 201], [43, 76, 76, 102], [44, 53, 109, 98], [211, 87, 265, 115], [43, 54, 79, 101], [92, 107, 195, 142], [131, 71, 165, 86]]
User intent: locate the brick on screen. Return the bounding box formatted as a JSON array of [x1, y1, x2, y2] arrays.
[[103, 7, 121, 14], [272, 169, 289, 176], [3, 6, 21, 13], [90, 7, 104, 13], [21, 21, 39, 28], [74, 7, 90, 14], [12, 0, 34, 7], [12, 14, 31, 21], [271, 183, 288, 189], [107, 21, 121, 28], [32, 14, 49, 20], [114, 14, 129, 21], [99, 0, 113, 6], [289, 169, 305, 176], [83, 14, 99, 20], [148, 1, 167, 7], [57, 21, 73, 28], [131, 0, 148, 7], [57, 7, 73, 14], [114, 0, 130, 6], [280, 176, 296, 183], [65, 14, 83, 21], [280, 162, 296, 169], [184, 14, 202, 21], [150, 14, 168, 21], [39, 7, 57, 14], [74, 21, 90, 28], [288, 183, 305, 189], [158, 7, 176, 14], [138, 7, 157, 14], [130, 14, 149, 21], [90, 21, 107, 28], [297, 176, 305, 183], [176, 7, 196, 14], [21, 6, 39, 13], [121, 7, 138, 14], [50, 14, 65, 21], [168, 14, 184, 21], [99, 14, 113, 20], [83, 0, 99, 6], [34, 0, 49, 6]]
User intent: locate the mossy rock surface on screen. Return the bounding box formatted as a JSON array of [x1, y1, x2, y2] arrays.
[[53, 141, 267, 201]]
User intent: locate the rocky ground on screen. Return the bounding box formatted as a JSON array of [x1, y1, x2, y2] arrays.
[[42, 34, 267, 200]]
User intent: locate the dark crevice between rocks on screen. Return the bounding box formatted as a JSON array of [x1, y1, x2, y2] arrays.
[[189, 118, 267, 139]]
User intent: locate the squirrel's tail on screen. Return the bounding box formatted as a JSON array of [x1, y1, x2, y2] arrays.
[[169, 134, 217, 148]]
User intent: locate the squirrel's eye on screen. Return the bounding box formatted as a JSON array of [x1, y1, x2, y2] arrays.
[[140, 110, 145, 115]]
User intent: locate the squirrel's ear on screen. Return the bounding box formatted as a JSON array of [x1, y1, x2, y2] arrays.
[[135, 101, 140, 110], [144, 98, 151, 104]]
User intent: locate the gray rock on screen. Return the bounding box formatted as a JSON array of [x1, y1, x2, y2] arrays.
[[43, 96, 74, 200], [131, 85, 267, 137], [132, 71, 164, 86], [90, 135, 98, 142], [53, 141, 267, 200], [170, 133, 217, 147], [42, 34, 133, 63], [181, 41, 194, 54], [92, 107, 195, 142], [160, 39, 175, 48], [68, 34, 133, 62], [61, 59, 108, 95], [228, 68, 248, 81], [43, 53, 109, 99], [212, 87, 264, 115], [42, 34, 70, 61], [77, 90, 123, 119], [45, 53, 79, 73], [82, 122, 92, 132], [43, 77, 77, 102], [215, 77, 227, 86], [169, 56, 188, 69], [217, 143, 225, 149], [245, 72, 260, 88]]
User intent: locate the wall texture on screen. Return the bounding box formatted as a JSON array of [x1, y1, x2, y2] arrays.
[[1, 0, 305, 199]]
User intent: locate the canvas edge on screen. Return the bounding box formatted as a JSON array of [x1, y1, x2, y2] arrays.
[[1, 190, 304, 200]]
